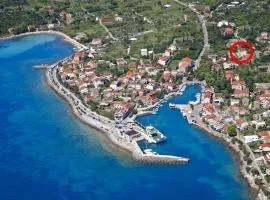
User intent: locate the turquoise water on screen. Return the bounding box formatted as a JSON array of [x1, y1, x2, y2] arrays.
[[0, 34, 252, 200]]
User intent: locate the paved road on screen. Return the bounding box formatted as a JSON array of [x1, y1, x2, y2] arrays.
[[172, 0, 209, 69]]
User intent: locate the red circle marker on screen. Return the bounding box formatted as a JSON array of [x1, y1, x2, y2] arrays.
[[229, 41, 254, 64]]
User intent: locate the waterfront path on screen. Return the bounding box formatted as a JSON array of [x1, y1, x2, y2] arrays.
[[172, 0, 209, 69]]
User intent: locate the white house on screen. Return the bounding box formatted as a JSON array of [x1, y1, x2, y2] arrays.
[[217, 20, 229, 27], [244, 135, 259, 144], [141, 49, 148, 57], [251, 121, 266, 130]]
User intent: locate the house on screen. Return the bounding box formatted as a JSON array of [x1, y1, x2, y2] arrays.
[[258, 94, 270, 109], [256, 32, 268, 42], [141, 49, 148, 57], [86, 59, 97, 68], [258, 131, 270, 143], [116, 58, 127, 66], [244, 135, 259, 144], [66, 13, 73, 24], [47, 24, 55, 29], [208, 54, 218, 63], [251, 121, 266, 130], [222, 27, 234, 36], [229, 104, 248, 116], [233, 89, 249, 98], [230, 98, 240, 105], [73, 52, 85, 63], [91, 38, 103, 46], [232, 80, 247, 90], [163, 71, 171, 82], [225, 70, 235, 81], [236, 118, 248, 130], [217, 20, 229, 27], [113, 101, 126, 109], [237, 47, 248, 58], [260, 144, 270, 152], [213, 95, 224, 106], [128, 64, 137, 73], [202, 103, 215, 116], [158, 56, 170, 66], [62, 68, 75, 78], [101, 16, 114, 23], [242, 97, 249, 107], [114, 14, 123, 22], [223, 61, 238, 69], [178, 57, 193, 74], [202, 89, 212, 104]]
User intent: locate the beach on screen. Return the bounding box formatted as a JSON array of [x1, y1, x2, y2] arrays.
[[0, 30, 88, 50]]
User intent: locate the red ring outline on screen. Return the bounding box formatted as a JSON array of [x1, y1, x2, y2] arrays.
[[229, 41, 254, 64]]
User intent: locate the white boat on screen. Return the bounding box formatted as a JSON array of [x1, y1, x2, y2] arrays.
[[143, 149, 158, 155], [145, 126, 167, 143]]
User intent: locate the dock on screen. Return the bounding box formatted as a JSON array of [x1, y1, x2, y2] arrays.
[[32, 64, 49, 69]]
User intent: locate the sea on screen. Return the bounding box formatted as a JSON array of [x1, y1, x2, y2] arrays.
[[0, 34, 252, 200]]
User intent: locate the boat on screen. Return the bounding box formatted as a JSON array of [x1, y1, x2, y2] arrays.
[[143, 148, 158, 155], [145, 125, 167, 143], [169, 103, 176, 108]]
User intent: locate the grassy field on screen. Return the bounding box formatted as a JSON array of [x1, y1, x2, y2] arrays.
[[0, 0, 203, 62]]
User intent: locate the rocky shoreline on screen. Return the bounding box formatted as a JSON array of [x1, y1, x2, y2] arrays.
[[180, 107, 268, 199]]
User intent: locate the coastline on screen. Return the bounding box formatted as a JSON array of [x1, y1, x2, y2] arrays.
[[171, 101, 268, 199], [44, 57, 190, 165]]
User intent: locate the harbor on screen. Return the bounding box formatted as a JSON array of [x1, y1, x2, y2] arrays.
[[45, 57, 189, 164]]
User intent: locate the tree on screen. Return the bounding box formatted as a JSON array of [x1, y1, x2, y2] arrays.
[[228, 124, 237, 137]]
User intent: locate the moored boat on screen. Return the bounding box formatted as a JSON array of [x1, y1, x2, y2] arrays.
[[145, 125, 167, 143]]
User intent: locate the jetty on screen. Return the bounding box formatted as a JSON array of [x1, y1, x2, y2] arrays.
[[32, 64, 49, 69]]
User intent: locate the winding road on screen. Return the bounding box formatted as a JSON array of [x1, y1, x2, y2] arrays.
[[172, 0, 209, 69]]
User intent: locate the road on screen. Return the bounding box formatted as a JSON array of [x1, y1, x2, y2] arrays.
[[99, 19, 119, 41], [172, 0, 209, 69], [239, 136, 270, 190]]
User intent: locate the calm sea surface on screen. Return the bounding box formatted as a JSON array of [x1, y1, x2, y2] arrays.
[[0, 34, 252, 200]]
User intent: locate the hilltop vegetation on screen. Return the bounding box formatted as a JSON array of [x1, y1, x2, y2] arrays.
[[0, 0, 203, 59]]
